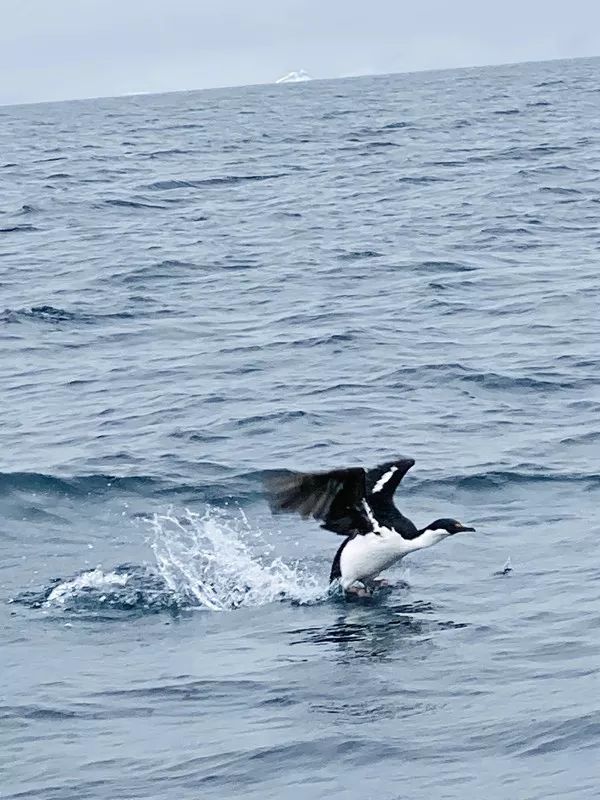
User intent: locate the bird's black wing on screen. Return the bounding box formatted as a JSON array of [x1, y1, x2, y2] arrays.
[[366, 458, 415, 499], [365, 457, 420, 539], [263, 467, 372, 536]]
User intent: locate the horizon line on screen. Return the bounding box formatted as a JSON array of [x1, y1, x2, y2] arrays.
[[2, 52, 598, 110]]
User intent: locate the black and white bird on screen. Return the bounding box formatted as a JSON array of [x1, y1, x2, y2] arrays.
[[264, 457, 475, 595]]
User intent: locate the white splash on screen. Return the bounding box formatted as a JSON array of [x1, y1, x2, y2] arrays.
[[149, 506, 323, 611], [46, 568, 130, 606]]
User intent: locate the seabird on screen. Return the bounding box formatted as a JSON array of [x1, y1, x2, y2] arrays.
[[264, 457, 475, 596]]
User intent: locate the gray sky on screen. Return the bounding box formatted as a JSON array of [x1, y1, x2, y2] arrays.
[[1, 0, 599, 105]]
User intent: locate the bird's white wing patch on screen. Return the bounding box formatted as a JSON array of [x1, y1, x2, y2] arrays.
[[371, 465, 398, 494], [361, 499, 382, 533]]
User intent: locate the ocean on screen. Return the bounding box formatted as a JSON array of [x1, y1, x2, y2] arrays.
[[1, 56, 600, 799]]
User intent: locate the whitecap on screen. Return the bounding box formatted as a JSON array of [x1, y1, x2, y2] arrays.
[[45, 568, 130, 606]]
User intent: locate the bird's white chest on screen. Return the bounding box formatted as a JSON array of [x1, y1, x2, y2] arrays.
[[339, 528, 410, 587]]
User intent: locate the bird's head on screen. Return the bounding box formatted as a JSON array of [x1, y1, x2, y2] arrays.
[[428, 518, 476, 535], [417, 518, 476, 547]]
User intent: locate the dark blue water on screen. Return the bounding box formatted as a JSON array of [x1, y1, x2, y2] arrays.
[[2, 57, 600, 799]]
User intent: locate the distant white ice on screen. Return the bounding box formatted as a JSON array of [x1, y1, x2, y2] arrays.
[[275, 69, 313, 84]]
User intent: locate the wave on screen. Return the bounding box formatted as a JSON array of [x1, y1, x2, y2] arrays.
[[397, 175, 446, 185], [381, 121, 411, 129], [13, 565, 178, 615], [146, 148, 194, 159], [381, 362, 578, 392], [338, 250, 383, 260], [33, 155, 66, 163], [560, 431, 600, 445], [358, 141, 400, 149], [0, 224, 38, 233], [144, 174, 287, 191], [161, 123, 206, 131], [0, 305, 152, 326], [417, 469, 600, 491], [0, 467, 277, 506], [104, 198, 168, 210], [467, 144, 572, 164], [414, 260, 476, 273], [0, 305, 81, 323], [2, 458, 598, 505], [232, 409, 316, 429], [0, 471, 197, 499], [460, 370, 576, 391], [539, 186, 582, 196], [428, 159, 464, 167], [119, 259, 198, 284]]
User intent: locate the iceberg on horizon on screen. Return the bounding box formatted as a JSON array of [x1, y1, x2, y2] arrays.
[[275, 69, 313, 84]]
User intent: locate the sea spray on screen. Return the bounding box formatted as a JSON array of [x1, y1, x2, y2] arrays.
[[149, 506, 323, 610]]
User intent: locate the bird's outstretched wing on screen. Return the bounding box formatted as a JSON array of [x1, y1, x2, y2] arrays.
[[365, 457, 419, 539], [366, 458, 415, 498], [263, 467, 372, 536]]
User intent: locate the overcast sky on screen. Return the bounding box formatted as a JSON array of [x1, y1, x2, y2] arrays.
[[1, 0, 599, 105]]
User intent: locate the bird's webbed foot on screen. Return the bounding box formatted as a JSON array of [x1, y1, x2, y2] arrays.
[[362, 577, 391, 592], [344, 583, 373, 598]]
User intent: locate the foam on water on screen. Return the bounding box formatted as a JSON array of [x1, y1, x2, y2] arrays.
[[149, 506, 324, 611], [45, 568, 130, 606]]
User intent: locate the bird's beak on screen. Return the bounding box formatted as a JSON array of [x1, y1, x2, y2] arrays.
[[456, 525, 476, 534]]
